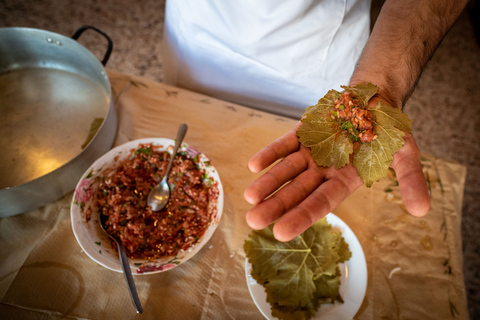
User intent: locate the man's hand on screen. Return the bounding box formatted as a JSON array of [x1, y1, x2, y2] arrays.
[[244, 121, 430, 242]]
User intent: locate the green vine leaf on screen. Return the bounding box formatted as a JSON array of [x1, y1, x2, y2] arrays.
[[353, 123, 405, 187], [297, 112, 353, 169], [341, 83, 378, 107], [368, 101, 412, 133], [304, 90, 341, 115], [244, 218, 351, 319], [297, 82, 412, 187]]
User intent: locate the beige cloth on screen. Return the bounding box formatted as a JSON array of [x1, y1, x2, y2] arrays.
[[0, 70, 468, 319]]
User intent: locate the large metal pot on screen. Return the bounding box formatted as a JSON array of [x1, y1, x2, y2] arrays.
[[0, 26, 117, 217]]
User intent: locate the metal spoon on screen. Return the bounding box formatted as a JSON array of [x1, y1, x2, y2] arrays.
[[147, 123, 188, 211], [99, 213, 143, 314]]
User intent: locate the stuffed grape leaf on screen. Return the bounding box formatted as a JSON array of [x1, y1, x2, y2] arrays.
[[244, 218, 351, 319], [297, 82, 412, 187]]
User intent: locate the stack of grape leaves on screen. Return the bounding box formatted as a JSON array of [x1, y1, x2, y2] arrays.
[[244, 218, 352, 320], [297, 82, 412, 187]]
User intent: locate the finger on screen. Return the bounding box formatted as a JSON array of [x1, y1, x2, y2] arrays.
[[248, 122, 302, 173], [244, 148, 310, 205], [272, 166, 362, 242], [245, 167, 325, 229], [391, 133, 430, 216]]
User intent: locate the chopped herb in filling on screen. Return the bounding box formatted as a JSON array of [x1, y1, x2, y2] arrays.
[[330, 92, 376, 142]]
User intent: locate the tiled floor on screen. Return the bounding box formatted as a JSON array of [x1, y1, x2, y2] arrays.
[[1, 0, 479, 318]]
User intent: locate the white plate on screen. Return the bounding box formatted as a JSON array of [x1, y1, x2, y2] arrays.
[[245, 213, 367, 319], [71, 138, 223, 275]]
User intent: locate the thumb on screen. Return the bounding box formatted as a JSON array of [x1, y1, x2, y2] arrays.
[[391, 133, 430, 216]]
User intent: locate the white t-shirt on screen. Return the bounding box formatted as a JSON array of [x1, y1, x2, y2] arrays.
[[163, 0, 371, 119]]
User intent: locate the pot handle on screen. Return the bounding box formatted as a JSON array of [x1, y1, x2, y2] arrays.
[[72, 26, 113, 66]]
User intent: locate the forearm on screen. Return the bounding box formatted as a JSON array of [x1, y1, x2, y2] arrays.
[[349, 0, 469, 109]]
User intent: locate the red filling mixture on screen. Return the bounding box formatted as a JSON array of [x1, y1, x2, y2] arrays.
[[95, 143, 219, 259], [330, 92, 376, 142]]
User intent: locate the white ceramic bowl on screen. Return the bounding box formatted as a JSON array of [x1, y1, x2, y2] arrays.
[[71, 138, 223, 275]]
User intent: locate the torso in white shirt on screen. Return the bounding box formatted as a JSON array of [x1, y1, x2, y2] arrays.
[[163, 0, 371, 119]]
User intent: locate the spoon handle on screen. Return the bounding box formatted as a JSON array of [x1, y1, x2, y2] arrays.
[[164, 123, 188, 179], [117, 241, 143, 314]]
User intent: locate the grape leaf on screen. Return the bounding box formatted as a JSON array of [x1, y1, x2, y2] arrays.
[[368, 101, 412, 133], [333, 232, 352, 263], [304, 89, 341, 115], [297, 82, 412, 187], [297, 112, 353, 169], [315, 268, 343, 303], [353, 123, 406, 187], [341, 83, 378, 107], [269, 267, 343, 320], [244, 218, 351, 319]]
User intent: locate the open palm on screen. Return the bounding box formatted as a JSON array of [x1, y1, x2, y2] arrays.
[[244, 121, 430, 242]]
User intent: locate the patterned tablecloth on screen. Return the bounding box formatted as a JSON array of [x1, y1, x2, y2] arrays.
[[0, 70, 469, 319]]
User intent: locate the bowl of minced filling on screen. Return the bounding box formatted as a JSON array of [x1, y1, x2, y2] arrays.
[[71, 138, 223, 274]]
